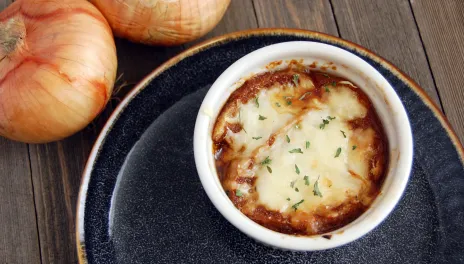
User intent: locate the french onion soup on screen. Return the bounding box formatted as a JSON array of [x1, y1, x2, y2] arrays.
[[212, 62, 388, 236]]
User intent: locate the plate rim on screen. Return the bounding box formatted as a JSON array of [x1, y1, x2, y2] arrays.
[[75, 28, 464, 263]]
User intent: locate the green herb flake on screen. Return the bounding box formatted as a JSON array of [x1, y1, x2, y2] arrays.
[[289, 148, 303, 154], [261, 156, 272, 165], [299, 92, 312, 100], [275, 102, 281, 107], [319, 119, 330, 129], [293, 74, 300, 86], [352, 145, 357, 150], [255, 96, 259, 108], [323, 73, 329, 78], [304, 176, 310, 186], [290, 180, 296, 188], [325, 86, 330, 93], [283, 96, 293, 105], [332, 81, 337, 87], [340, 130, 346, 138], [236, 189, 243, 197], [258, 115, 267, 120], [335, 147, 342, 158], [295, 188, 299, 192], [286, 197, 291, 201], [291, 199, 305, 211], [295, 123, 301, 129], [320, 116, 336, 129], [295, 164, 300, 175], [267, 166, 272, 174], [286, 135, 290, 143], [313, 176, 323, 197], [305, 141, 310, 149], [252, 136, 262, 140]]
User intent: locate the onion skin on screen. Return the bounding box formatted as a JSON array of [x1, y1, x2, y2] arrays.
[[89, 0, 231, 46], [0, 0, 117, 143]]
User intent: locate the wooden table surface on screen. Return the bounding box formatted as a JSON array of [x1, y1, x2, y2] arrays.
[[1, 0, 463, 263]]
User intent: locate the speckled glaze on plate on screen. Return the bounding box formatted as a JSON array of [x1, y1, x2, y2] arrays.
[[76, 29, 464, 264]]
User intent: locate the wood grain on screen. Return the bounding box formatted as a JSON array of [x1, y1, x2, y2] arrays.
[[29, 126, 106, 264], [410, 0, 464, 144], [0, 0, 12, 10], [254, 0, 441, 109], [0, 1, 42, 264], [191, 0, 258, 45], [253, 0, 338, 35], [331, 0, 440, 107], [2, 0, 461, 262], [211, 0, 258, 33], [26, 2, 258, 263], [0, 140, 41, 264]]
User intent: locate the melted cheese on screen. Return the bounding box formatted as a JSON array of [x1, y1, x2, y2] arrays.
[[226, 86, 373, 214], [254, 108, 361, 212], [224, 78, 314, 156], [213, 66, 389, 235], [223, 87, 294, 155]]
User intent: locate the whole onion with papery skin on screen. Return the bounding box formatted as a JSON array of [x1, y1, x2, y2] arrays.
[[0, 0, 117, 143], [89, 0, 231, 46]]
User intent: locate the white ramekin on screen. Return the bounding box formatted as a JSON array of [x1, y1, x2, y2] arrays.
[[193, 41, 413, 251]]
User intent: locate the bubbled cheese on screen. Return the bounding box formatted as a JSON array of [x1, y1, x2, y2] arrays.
[[228, 86, 373, 214]]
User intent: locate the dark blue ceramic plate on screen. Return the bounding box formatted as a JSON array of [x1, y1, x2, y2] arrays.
[[77, 29, 464, 264]]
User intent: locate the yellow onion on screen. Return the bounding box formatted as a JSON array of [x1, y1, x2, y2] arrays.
[[89, 0, 231, 46], [0, 0, 117, 143]]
